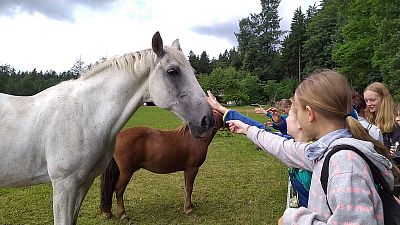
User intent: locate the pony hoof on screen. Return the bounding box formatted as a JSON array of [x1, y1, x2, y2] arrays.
[[120, 214, 129, 221], [185, 208, 193, 214]]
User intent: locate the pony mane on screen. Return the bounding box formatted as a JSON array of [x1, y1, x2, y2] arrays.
[[79, 48, 155, 80], [175, 124, 190, 135]]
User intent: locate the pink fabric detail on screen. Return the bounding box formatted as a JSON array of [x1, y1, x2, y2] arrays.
[[335, 203, 373, 212], [345, 186, 370, 195], [346, 151, 356, 161]]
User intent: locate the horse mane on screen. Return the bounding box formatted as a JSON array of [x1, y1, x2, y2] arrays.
[[78, 48, 154, 80], [79, 46, 193, 81]]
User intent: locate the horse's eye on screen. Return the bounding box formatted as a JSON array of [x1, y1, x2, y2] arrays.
[[167, 69, 179, 76]]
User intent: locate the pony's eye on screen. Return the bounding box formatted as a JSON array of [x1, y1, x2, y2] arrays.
[[167, 69, 179, 76]]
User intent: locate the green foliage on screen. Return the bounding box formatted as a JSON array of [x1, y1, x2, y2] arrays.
[[333, 0, 382, 91], [0, 64, 75, 96], [371, 0, 400, 101], [303, 0, 342, 74], [264, 78, 298, 104], [211, 48, 242, 71], [198, 67, 263, 105]]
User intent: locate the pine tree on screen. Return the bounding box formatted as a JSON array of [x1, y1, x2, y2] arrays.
[[281, 7, 306, 81], [236, 0, 283, 81]]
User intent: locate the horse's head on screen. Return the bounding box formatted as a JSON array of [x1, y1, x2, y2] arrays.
[[148, 31, 215, 138]]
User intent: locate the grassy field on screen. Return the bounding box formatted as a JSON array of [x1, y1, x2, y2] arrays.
[[0, 106, 288, 225]]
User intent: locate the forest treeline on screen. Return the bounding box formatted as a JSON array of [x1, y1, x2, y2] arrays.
[[1, 0, 399, 104]]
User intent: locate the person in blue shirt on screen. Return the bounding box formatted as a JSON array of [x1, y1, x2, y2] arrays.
[[207, 91, 311, 208], [254, 99, 292, 135]]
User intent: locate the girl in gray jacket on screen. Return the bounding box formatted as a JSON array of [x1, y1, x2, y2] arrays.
[[225, 69, 400, 225]]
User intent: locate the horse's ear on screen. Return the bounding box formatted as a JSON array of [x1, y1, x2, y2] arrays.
[[171, 39, 182, 51], [152, 31, 164, 56]]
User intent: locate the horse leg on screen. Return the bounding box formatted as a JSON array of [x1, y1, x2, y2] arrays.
[[115, 169, 135, 220], [184, 167, 199, 214], [52, 177, 93, 225]]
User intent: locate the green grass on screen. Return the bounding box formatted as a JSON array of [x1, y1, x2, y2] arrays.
[[0, 106, 287, 225]]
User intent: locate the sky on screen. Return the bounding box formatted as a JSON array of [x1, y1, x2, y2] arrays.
[[0, 0, 320, 73]]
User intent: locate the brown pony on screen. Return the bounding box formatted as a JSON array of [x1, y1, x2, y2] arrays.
[[100, 110, 223, 219]]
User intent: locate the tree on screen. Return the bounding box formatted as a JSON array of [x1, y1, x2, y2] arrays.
[[188, 50, 200, 74], [69, 57, 86, 78], [236, 0, 283, 82], [372, 0, 400, 100], [333, 0, 381, 91], [303, 0, 343, 74], [305, 3, 318, 25], [198, 51, 211, 74], [281, 7, 306, 81]]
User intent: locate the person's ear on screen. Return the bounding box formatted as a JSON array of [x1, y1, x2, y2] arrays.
[[305, 105, 316, 123]]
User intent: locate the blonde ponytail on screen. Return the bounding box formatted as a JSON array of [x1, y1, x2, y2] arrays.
[[346, 116, 400, 179]]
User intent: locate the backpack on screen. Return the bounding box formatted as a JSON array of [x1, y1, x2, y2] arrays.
[[320, 144, 400, 225]]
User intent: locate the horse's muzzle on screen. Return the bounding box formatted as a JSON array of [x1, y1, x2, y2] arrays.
[[189, 114, 215, 138]]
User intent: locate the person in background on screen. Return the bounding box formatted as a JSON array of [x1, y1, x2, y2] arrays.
[[351, 90, 384, 142], [364, 82, 400, 163], [255, 99, 292, 135], [224, 69, 399, 224], [395, 104, 400, 126], [206, 91, 311, 208]]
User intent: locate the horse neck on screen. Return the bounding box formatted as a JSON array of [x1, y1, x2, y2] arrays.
[[76, 51, 156, 139]]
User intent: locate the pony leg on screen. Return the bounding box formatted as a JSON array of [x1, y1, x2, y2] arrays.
[[52, 177, 93, 225], [115, 169, 135, 220], [184, 167, 199, 214]]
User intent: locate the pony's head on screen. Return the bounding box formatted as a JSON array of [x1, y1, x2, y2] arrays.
[[148, 31, 215, 138]]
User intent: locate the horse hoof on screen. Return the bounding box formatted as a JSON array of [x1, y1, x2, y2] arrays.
[[103, 212, 113, 219]]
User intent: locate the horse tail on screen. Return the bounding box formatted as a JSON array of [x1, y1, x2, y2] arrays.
[[100, 157, 120, 214]]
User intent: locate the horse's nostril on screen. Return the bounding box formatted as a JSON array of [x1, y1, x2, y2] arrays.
[[201, 116, 209, 128]]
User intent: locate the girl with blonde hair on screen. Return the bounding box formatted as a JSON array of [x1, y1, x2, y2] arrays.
[[364, 82, 400, 150], [224, 69, 399, 224]]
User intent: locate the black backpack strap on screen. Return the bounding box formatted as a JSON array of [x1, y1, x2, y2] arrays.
[[321, 144, 394, 214]]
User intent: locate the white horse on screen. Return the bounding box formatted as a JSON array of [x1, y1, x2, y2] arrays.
[[0, 31, 214, 225]]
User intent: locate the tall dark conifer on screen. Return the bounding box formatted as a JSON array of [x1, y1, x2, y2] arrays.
[[236, 0, 283, 82], [281, 7, 306, 81]]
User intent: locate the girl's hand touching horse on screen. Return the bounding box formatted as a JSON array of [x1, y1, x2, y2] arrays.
[[226, 120, 250, 134], [206, 90, 228, 114]]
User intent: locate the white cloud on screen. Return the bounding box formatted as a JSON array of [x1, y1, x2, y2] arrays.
[[0, 0, 319, 73]]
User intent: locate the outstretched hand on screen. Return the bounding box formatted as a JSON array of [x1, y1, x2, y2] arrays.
[[206, 90, 228, 114], [267, 107, 282, 123], [254, 106, 266, 114], [226, 120, 250, 134]]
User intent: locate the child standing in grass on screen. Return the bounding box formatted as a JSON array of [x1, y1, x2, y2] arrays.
[[220, 69, 400, 224]]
